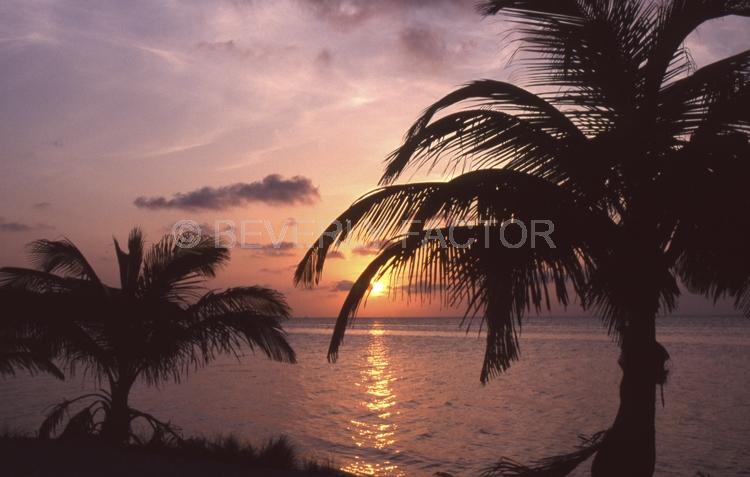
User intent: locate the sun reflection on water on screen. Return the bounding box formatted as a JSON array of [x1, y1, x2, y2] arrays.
[[342, 327, 405, 476]]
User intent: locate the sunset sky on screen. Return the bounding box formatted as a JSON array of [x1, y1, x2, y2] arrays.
[[2, 0, 749, 317]]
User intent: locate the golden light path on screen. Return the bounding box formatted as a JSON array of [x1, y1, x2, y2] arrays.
[[341, 326, 405, 476]]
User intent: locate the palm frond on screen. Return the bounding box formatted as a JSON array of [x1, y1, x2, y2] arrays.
[[659, 49, 750, 137], [295, 182, 444, 286], [188, 289, 295, 364], [645, 0, 750, 97], [667, 130, 750, 315], [114, 227, 144, 296], [480, 1, 658, 119], [298, 169, 612, 288], [310, 169, 617, 378], [0, 267, 78, 293], [38, 393, 108, 439], [385, 109, 570, 187], [130, 288, 295, 386], [584, 250, 681, 337], [193, 287, 292, 318], [399, 79, 585, 143], [382, 79, 586, 185], [0, 283, 115, 381], [327, 221, 592, 383], [480, 431, 607, 477], [479, 0, 584, 19], [327, 239, 404, 363], [128, 408, 182, 446], [0, 338, 64, 380], [58, 406, 97, 439], [27, 238, 101, 283], [140, 233, 229, 303], [39, 400, 70, 439]]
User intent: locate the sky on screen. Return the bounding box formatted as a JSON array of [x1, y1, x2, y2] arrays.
[[1, 0, 749, 318]]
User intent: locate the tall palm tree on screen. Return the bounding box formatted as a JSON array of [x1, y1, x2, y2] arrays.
[[0, 227, 296, 444], [295, 1, 750, 476]]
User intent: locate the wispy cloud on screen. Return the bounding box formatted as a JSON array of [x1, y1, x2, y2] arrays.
[[134, 174, 320, 211], [398, 25, 475, 69], [260, 264, 297, 274], [352, 240, 388, 256], [244, 241, 297, 257], [301, 0, 476, 30], [330, 279, 354, 292], [327, 250, 346, 259], [0, 217, 54, 232]]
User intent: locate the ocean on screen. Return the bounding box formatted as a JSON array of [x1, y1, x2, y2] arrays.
[[1, 316, 749, 476]]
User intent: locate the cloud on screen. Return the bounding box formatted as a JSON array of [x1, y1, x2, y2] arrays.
[[195, 40, 256, 59], [41, 139, 63, 148], [195, 40, 297, 62], [0, 217, 54, 233], [351, 240, 388, 256], [163, 220, 235, 238], [315, 48, 334, 67], [32, 202, 51, 210], [243, 241, 297, 257], [399, 25, 452, 66], [330, 279, 354, 292], [327, 250, 346, 259], [392, 280, 446, 293], [303, 0, 377, 29], [134, 174, 320, 211], [260, 264, 297, 274], [398, 25, 476, 69], [301, 0, 476, 30]]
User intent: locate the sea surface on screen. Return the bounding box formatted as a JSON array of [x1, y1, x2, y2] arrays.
[[1, 316, 749, 476]]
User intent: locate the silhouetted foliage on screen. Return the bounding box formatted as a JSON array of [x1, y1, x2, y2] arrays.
[[0, 227, 296, 443], [480, 432, 606, 477], [0, 432, 350, 476], [0, 333, 63, 380], [296, 1, 749, 476]]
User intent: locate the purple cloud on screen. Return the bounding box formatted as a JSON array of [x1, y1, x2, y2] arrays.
[[244, 241, 297, 257], [399, 26, 448, 63], [327, 250, 346, 259], [302, 0, 477, 29], [134, 174, 320, 211], [0, 218, 54, 233], [352, 240, 388, 256], [330, 279, 354, 292]]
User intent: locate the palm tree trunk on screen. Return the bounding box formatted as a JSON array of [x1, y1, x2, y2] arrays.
[[100, 380, 133, 443], [591, 315, 660, 477]]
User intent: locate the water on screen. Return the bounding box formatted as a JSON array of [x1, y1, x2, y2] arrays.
[[1, 316, 749, 476]]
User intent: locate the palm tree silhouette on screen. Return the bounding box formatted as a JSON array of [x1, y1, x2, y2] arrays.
[[0, 227, 296, 443], [296, 1, 749, 476]]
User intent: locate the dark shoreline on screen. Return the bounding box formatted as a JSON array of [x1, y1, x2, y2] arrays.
[[0, 436, 352, 477]]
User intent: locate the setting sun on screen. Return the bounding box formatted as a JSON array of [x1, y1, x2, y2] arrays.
[[370, 280, 387, 297]]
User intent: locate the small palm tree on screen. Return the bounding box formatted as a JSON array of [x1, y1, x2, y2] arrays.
[[0, 227, 296, 443], [296, 1, 749, 476]]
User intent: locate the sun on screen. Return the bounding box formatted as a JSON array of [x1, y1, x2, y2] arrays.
[[370, 280, 387, 297]]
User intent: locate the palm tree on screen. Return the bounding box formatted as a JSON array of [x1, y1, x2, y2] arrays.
[[0, 227, 296, 444], [295, 1, 749, 476]]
